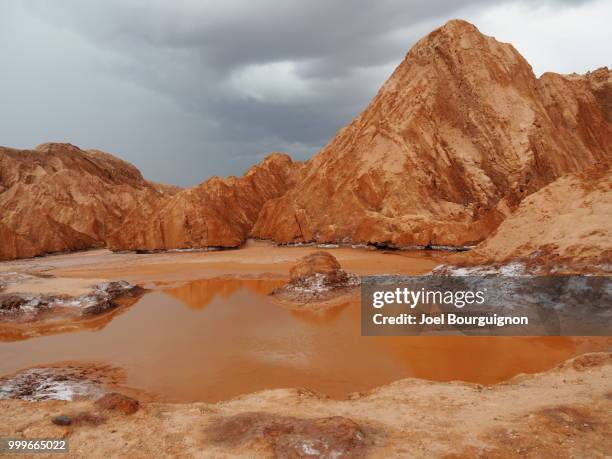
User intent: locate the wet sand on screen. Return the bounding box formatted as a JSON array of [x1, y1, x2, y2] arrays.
[[0, 240, 443, 288]]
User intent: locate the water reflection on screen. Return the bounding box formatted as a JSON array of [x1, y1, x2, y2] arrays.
[[162, 278, 284, 310], [0, 277, 609, 402], [288, 304, 349, 325]]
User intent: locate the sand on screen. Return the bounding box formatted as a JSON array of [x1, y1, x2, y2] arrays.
[[1, 240, 442, 292], [0, 353, 609, 457]]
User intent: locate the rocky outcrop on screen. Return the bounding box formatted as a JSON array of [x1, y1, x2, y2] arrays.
[[272, 251, 359, 305], [0, 143, 170, 260], [252, 20, 612, 247], [107, 153, 300, 251], [0, 280, 144, 323], [451, 168, 612, 273], [288, 251, 351, 286], [0, 278, 145, 341]]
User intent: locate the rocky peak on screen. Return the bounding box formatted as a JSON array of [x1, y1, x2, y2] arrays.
[[252, 20, 611, 247]]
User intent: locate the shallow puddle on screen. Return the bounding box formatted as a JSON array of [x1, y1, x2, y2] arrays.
[[1, 277, 609, 402]]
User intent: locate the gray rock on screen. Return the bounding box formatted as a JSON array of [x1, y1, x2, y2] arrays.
[[51, 415, 72, 426]]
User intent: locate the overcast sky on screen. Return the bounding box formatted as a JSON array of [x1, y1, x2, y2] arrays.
[[1, 0, 610, 186]]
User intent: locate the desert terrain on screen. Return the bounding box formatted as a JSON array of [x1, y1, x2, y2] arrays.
[[1, 17, 611, 458], [1, 353, 610, 458], [1, 242, 611, 458]]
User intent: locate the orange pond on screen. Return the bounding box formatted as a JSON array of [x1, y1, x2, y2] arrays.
[[0, 278, 609, 402]]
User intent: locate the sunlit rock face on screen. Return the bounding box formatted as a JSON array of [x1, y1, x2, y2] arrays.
[[0, 143, 171, 261], [107, 153, 302, 251], [252, 20, 612, 248]]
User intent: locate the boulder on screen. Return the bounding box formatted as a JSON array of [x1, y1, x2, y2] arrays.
[[205, 412, 368, 458], [272, 251, 359, 306], [289, 251, 349, 286]]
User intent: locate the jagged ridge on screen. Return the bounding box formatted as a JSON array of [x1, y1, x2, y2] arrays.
[[107, 153, 302, 251]]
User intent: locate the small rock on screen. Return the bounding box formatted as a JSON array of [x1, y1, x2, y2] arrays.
[[52, 415, 72, 426], [81, 283, 144, 317], [81, 298, 114, 317]]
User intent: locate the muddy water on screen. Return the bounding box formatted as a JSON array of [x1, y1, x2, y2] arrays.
[[0, 278, 608, 402]]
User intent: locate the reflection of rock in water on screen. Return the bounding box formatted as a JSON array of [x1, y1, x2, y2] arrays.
[[163, 278, 284, 309], [289, 302, 350, 325]]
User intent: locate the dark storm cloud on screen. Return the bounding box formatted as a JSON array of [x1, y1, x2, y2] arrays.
[[0, 0, 607, 185]]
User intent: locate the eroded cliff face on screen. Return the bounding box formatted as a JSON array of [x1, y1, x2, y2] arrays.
[[251, 20, 612, 247], [581, 66, 612, 123], [107, 153, 301, 251], [456, 168, 612, 273], [0, 143, 167, 261]]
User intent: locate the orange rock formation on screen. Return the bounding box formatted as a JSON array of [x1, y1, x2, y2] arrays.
[[107, 153, 300, 251], [1, 20, 610, 263], [288, 251, 349, 286], [0, 143, 169, 261], [272, 251, 358, 306], [252, 20, 611, 247]]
